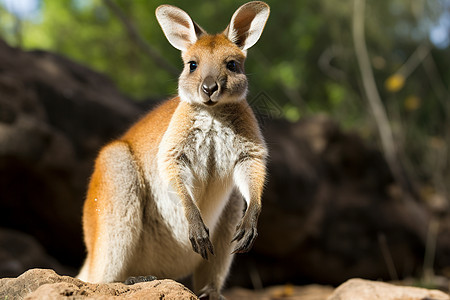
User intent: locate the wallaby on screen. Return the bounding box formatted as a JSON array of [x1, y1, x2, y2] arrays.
[[77, 2, 269, 299]]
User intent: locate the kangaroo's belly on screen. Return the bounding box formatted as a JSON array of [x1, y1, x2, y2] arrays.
[[128, 176, 234, 279]]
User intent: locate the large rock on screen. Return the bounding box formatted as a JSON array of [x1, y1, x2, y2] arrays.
[[327, 278, 449, 300], [0, 39, 142, 270], [0, 269, 198, 300]]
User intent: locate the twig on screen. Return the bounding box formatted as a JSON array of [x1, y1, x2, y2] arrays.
[[422, 54, 450, 201], [378, 233, 399, 281], [352, 0, 405, 188], [103, 0, 180, 77], [248, 260, 263, 290], [395, 43, 431, 79], [423, 218, 439, 283]]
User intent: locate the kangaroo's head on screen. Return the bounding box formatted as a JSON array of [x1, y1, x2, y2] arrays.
[[156, 2, 269, 106]]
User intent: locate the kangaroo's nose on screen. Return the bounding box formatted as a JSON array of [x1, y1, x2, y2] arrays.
[[202, 76, 218, 97]]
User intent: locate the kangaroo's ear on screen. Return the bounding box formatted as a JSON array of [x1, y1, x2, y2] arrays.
[[156, 5, 206, 51], [225, 1, 270, 51]]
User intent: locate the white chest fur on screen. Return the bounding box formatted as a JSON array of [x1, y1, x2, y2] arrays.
[[154, 106, 242, 244], [186, 109, 238, 180]]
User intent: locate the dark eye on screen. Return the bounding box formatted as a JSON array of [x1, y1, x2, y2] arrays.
[[188, 61, 198, 73], [226, 60, 237, 72]]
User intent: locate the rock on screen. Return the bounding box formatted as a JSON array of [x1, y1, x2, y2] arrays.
[[0, 39, 143, 269], [0, 269, 198, 300], [327, 278, 449, 300], [0, 268, 65, 298], [0, 228, 73, 278]]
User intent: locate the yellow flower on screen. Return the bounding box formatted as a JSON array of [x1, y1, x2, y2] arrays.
[[404, 95, 420, 111], [385, 74, 405, 92]]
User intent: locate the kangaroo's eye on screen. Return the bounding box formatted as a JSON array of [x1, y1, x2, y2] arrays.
[[188, 61, 198, 73], [226, 60, 237, 72]]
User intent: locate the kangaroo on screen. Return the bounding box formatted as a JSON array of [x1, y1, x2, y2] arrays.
[[77, 2, 269, 299]]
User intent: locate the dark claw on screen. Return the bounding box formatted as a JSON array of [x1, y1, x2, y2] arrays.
[[232, 206, 261, 254], [124, 275, 157, 285], [208, 240, 215, 256], [190, 236, 199, 253], [231, 227, 245, 243], [189, 222, 214, 260], [231, 223, 258, 254], [201, 247, 208, 260], [200, 236, 215, 259]]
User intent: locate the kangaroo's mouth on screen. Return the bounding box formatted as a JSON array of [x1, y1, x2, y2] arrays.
[[204, 99, 217, 106]]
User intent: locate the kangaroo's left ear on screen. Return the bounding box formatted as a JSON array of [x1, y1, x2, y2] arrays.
[[224, 1, 270, 51]]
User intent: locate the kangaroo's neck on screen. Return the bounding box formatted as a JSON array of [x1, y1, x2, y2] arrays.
[[179, 100, 251, 129]]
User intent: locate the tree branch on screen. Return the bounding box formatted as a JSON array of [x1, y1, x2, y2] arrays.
[[103, 0, 180, 77], [396, 43, 430, 79], [352, 0, 406, 189]]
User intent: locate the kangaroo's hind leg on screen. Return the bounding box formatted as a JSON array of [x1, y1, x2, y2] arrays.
[[78, 141, 144, 283]]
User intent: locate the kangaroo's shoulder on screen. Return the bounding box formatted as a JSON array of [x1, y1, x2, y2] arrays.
[[121, 97, 181, 157]]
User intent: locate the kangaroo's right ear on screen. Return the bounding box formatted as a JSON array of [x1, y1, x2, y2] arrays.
[[156, 5, 206, 52]]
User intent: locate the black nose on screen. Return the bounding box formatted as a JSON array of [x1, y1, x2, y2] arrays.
[[202, 76, 218, 97]]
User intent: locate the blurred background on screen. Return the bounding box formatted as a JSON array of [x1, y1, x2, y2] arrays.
[[0, 0, 449, 292]]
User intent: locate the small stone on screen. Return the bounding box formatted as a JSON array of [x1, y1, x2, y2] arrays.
[[327, 278, 449, 300]]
